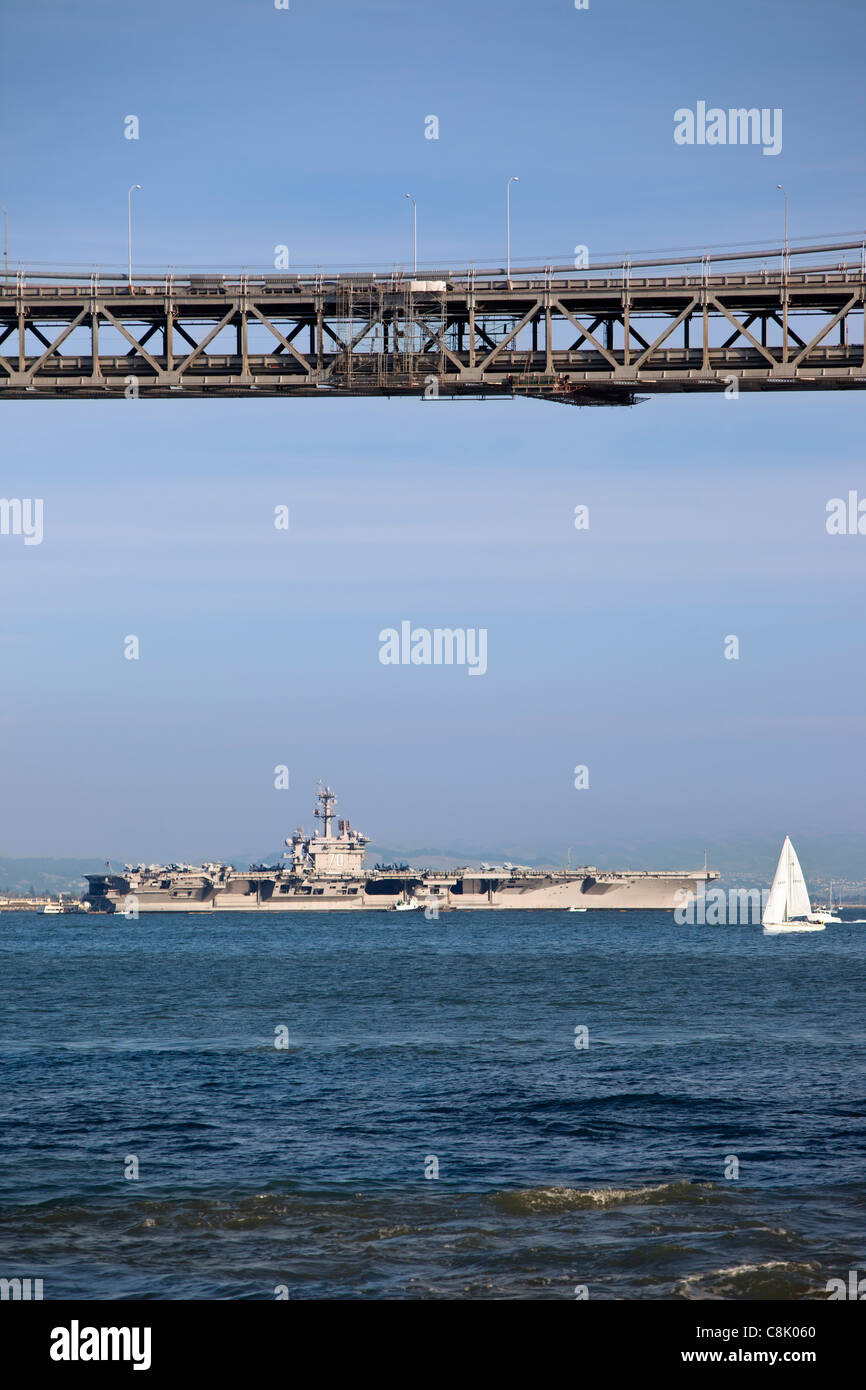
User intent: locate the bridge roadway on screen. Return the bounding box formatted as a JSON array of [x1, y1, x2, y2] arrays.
[[0, 241, 863, 403]]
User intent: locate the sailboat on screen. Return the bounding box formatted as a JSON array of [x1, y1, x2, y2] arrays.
[[762, 837, 825, 933]]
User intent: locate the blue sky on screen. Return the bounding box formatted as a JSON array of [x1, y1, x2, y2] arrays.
[[0, 0, 864, 862]]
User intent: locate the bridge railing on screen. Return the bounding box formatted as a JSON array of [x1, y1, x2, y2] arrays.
[[1, 239, 863, 294]]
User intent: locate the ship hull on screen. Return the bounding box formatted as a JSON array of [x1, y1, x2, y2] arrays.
[[84, 871, 709, 913]]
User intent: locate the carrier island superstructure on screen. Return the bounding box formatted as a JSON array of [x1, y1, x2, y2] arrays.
[[83, 784, 717, 913]]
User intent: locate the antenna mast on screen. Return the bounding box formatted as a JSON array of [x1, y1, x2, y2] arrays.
[[315, 781, 337, 838]]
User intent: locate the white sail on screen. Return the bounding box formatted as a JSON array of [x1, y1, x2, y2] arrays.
[[786, 840, 811, 919], [763, 840, 790, 924], [762, 836, 811, 925]]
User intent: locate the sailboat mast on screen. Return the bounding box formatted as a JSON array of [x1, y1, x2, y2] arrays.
[[785, 839, 792, 923]]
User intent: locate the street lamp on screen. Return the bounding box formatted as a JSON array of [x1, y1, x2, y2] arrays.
[[506, 176, 519, 279], [1, 207, 6, 277], [127, 184, 141, 288], [404, 193, 417, 276], [776, 183, 789, 268]]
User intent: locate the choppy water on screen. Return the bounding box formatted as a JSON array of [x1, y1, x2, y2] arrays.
[[1, 909, 864, 1298]]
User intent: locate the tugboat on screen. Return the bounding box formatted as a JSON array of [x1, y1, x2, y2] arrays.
[[389, 893, 423, 912]]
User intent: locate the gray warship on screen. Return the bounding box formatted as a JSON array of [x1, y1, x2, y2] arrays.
[[83, 783, 717, 913]]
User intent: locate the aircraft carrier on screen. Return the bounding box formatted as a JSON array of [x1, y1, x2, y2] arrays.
[[83, 784, 717, 913]]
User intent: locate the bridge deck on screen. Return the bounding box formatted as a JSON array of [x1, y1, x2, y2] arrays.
[[1, 243, 862, 402]]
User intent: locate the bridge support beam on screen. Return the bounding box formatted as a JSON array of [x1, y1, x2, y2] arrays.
[[0, 251, 863, 403]]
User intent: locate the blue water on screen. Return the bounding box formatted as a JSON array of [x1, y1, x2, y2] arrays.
[[1, 910, 865, 1298]]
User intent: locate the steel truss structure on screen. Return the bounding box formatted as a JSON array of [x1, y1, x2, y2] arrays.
[[0, 241, 863, 403]]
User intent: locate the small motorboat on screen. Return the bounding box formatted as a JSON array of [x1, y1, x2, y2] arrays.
[[809, 882, 842, 925]]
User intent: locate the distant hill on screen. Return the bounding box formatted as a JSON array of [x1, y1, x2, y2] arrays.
[[4, 833, 865, 900], [0, 858, 100, 898]]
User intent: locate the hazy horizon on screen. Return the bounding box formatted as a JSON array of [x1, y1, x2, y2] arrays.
[[5, 828, 866, 900]]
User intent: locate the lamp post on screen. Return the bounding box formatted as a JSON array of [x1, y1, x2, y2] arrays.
[[506, 176, 518, 279], [404, 193, 417, 275], [1, 207, 6, 277], [776, 183, 789, 270], [127, 184, 141, 288]]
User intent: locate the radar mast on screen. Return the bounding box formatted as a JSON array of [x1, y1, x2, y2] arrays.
[[314, 781, 337, 839]]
